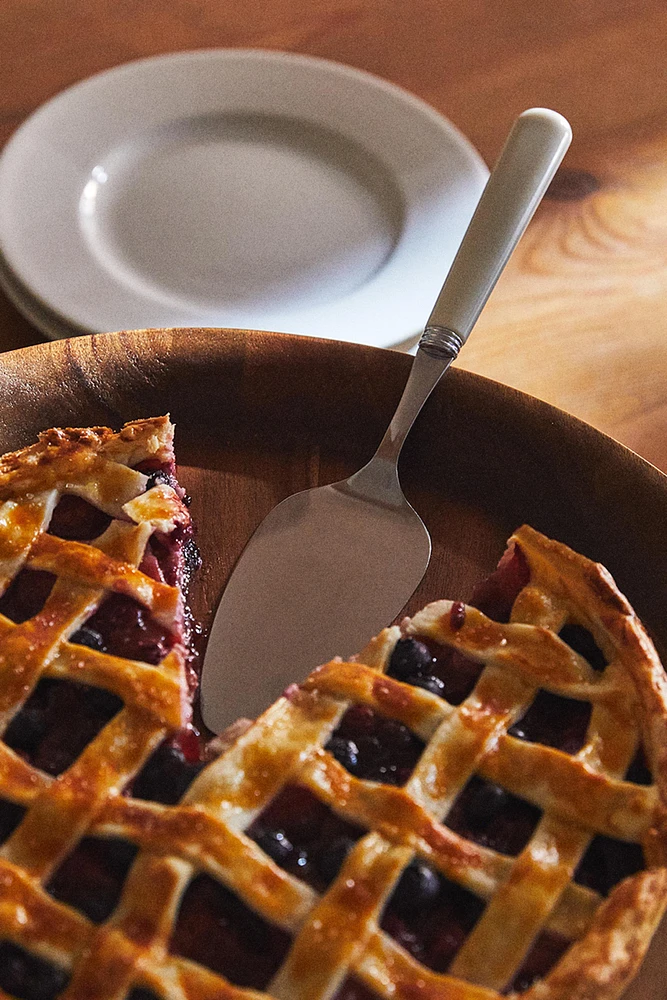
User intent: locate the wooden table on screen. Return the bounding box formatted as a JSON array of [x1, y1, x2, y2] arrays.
[[1, 0, 667, 471]]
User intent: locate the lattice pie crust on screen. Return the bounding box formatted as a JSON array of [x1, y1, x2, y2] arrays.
[[0, 418, 665, 1000]]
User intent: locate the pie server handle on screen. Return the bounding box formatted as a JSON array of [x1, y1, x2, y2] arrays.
[[420, 107, 572, 360], [370, 108, 571, 470]]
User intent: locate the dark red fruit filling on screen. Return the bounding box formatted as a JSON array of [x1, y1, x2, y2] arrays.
[[82, 593, 176, 666], [4, 679, 122, 776], [0, 568, 56, 623], [135, 458, 199, 593], [558, 624, 607, 672], [134, 458, 188, 503], [170, 874, 292, 989], [625, 745, 652, 785], [0, 799, 26, 843], [388, 635, 483, 705], [470, 543, 530, 623], [325, 705, 424, 787], [574, 835, 644, 896], [446, 776, 541, 856], [48, 494, 112, 541], [247, 784, 364, 892], [506, 930, 570, 994], [508, 690, 592, 754], [46, 837, 138, 923], [333, 976, 379, 1000], [141, 527, 200, 591], [380, 866, 485, 973], [127, 992, 161, 1000], [131, 739, 207, 805], [0, 572, 179, 671], [0, 943, 68, 1000], [386, 545, 530, 707]]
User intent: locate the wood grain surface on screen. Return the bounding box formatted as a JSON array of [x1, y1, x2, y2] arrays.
[[1, 1, 667, 471]]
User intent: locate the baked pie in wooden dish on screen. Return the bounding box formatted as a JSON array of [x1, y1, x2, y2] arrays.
[[0, 417, 665, 1000]]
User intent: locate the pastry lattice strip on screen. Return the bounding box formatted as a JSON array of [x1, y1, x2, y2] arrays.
[[0, 420, 193, 982], [1, 471, 666, 1000]]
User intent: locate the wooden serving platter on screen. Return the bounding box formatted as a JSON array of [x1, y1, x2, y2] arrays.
[[0, 326, 667, 996], [0, 326, 665, 661]]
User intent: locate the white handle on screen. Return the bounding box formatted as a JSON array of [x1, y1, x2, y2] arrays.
[[362, 108, 572, 475], [423, 107, 572, 351]]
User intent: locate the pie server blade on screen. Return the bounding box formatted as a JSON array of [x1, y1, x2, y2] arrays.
[[201, 108, 572, 733]]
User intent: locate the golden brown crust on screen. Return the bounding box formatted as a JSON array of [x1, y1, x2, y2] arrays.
[[253, 525, 667, 1000], [0, 415, 173, 501], [518, 870, 667, 1000], [0, 417, 197, 993]]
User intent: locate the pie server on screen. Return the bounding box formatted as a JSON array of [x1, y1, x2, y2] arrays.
[[201, 108, 572, 733]]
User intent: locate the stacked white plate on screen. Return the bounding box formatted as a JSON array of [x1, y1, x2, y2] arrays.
[[0, 49, 488, 347]]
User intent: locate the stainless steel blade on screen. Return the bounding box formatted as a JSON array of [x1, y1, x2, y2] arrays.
[[201, 480, 431, 732]]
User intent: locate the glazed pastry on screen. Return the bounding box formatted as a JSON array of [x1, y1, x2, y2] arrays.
[[0, 420, 664, 1000]]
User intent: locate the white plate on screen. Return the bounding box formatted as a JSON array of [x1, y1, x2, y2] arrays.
[[0, 251, 84, 340], [0, 49, 488, 346]]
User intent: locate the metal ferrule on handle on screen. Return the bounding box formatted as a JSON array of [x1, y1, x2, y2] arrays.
[[419, 325, 465, 360]]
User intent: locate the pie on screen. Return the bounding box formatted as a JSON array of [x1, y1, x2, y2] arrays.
[[0, 418, 666, 1000]]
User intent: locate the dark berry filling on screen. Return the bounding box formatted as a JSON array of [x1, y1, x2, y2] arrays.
[[390, 859, 441, 915], [387, 637, 434, 681], [333, 977, 379, 1000], [424, 643, 484, 706], [132, 739, 207, 805], [625, 745, 652, 785], [508, 690, 591, 754], [386, 545, 530, 709], [0, 799, 26, 843], [558, 624, 607, 672], [4, 678, 122, 775], [506, 930, 570, 994], [83, 593, 175, 666], [0, 576, 177, 671], [134, 457, 187, 502], [387, 636, 483, 706], [446, 776, 541, 856], [48, 494, 112, 541], [408, 674, 446, 697], [0, 943, 69, 1000], [247, 784, 364, 892], [0, 568, 56, 623], [69, 623, 106, 652], [46, 837, 138, 923], [141, 528, 200, 590], [127, 992, 161, 1000], [470, 544, 530, 622], [574, 835, 645, 896], [170, 874, 292, 989], [325, 705, 424, 787], [381, 870, 485, 973]]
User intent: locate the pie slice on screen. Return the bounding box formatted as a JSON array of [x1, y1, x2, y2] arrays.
[[0, 421, 665, 1000], [0, 416, 203, 997]]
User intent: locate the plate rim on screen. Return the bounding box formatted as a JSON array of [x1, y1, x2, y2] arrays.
[[0, 48, 489, 346]]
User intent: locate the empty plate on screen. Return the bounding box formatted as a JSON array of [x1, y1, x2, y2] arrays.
[[0, 49, 488, 345]]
